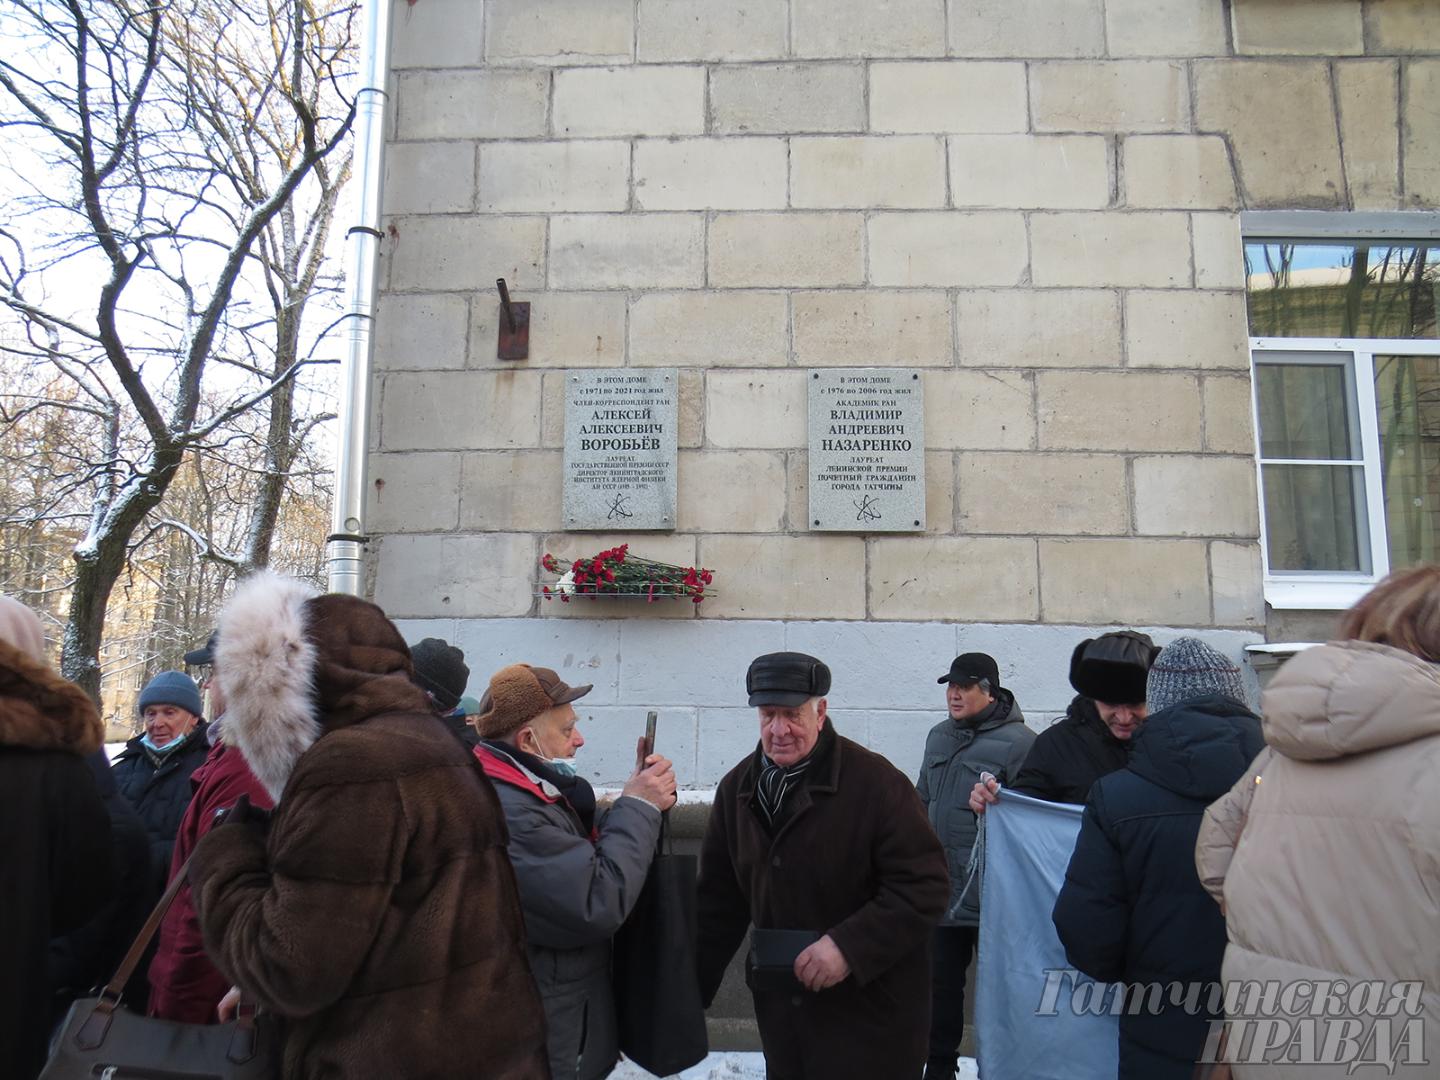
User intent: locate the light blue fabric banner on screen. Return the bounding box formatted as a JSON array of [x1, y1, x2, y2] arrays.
[[975, 790, 1119, 1080]]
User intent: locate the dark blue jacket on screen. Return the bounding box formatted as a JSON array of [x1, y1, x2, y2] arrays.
[[1052, 695, 1265, 1080], [111, 725, 209, 891]]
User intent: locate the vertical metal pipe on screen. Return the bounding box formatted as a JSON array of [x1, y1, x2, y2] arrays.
[[326, 0, 391, 595]]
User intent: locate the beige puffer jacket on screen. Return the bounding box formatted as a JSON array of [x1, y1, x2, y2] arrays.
[[1196, 641, 1440, 1078]]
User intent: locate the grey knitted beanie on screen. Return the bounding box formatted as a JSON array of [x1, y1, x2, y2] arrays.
[[1146, 637, 1247, 714]]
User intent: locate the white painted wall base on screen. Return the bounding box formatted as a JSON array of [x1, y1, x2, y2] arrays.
[[394, 617, 1264, 789]]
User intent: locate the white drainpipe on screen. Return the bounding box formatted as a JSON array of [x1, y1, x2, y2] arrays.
[[327, 0, 391, 595]]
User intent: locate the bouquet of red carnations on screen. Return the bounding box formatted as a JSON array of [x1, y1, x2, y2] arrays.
[[541, 544, 714, 604]]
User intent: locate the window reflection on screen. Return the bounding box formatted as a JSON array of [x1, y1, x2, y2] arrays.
[[1245, 242, 1440, 339], [1376, 355, 1440, 568]]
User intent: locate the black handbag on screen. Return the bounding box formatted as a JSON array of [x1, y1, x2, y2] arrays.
[[612, 812, 710, 1077], [41, 854, 279, 1080]]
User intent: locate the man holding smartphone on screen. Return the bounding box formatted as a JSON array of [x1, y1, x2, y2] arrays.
[[472, 663, 677, 1080]]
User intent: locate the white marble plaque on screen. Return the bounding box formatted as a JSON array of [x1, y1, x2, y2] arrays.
[[808, 368, 925, 532], [563, 369, 677, 530]]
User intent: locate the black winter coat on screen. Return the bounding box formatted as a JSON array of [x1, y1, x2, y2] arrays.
[[111, 724, 209, 889], [0, 640, 113, 1080], [1051, 695, 1265, 1080], [49, 749, 155, 1020], [1012, 695, 1128, 804]]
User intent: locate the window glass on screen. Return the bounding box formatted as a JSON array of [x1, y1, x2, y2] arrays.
[[1376, 354, 1440, 568], [1254, 362, 1354, 460], [1260, 463, 1367, 573], [1245, 242, 1440, 339]]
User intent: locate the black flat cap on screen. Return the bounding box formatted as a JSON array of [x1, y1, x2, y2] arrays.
[[183, 630, 218, 667], [937, 652, 1000, 689], [747, 651, 831, 707]]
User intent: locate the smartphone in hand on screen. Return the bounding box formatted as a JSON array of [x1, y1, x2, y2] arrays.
[[643, 710, 658, 760]]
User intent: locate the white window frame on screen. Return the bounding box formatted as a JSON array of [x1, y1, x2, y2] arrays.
[[1252, 336, 1440, 609]]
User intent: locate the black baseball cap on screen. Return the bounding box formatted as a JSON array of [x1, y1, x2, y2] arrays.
[[937, 652, 1000, 688], [747, 651, 832, 707], [183, 630, 218, 667]]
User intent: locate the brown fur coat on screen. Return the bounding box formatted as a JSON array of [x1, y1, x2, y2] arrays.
[[190, 575, 549, 1079]]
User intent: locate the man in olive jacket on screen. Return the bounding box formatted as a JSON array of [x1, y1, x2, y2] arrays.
[[473, 662, 677, 1080], [697, 652, 950, 1080], [918, 653, 1035, 1080]]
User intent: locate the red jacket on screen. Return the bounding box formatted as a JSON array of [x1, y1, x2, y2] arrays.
[[147, 736, 273, 1023]]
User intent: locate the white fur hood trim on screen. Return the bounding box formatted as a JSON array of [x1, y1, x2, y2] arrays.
[[216, 570, 321, 803]]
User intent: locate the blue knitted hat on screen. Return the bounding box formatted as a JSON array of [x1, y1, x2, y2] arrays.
[[138, 669, 203, 718]]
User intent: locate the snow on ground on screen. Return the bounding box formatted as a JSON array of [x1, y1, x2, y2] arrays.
[[610, 1053, 979, 1079]]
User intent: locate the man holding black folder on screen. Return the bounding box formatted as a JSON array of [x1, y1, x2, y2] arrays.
[[697, 652, 949, 1079]]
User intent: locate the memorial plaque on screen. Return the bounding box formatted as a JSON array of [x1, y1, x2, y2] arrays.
[[808, 368, 925, 532], [563, 369, 678, 530]]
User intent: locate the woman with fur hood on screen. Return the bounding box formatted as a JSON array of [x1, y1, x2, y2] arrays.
[[1197, 566, 1440, 1078], [187, 573, 550, 1079], [0, 594, 112, 1080]]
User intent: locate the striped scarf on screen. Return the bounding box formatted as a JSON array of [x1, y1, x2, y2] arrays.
[[755, 753, 812, 827]]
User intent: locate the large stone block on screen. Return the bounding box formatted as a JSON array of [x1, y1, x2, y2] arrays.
[[390, 0, 483, 69], [477, 141, 629, 213], [454, 619, 623, 703], [1124, 291, 1249, 370], [486, 0, 634, 65], [618, 620, 786, 705], [1402, 61, 1440, 206], [1192, 213, 1246, 289], [792, 0, 945, 58], [710, 63, 866, 135], [373, 293, 469, 371], [948, 0, 1105, 58], [394, 70, 548, 141], [1037, 371, 1202, 452], [1124, 136, 1237, 210], [469, 291, 627, 369], [1194, 62, 1344, 208], [870, 62, 1027, 134], [1366, 0, 1440, 53], [698, 535, 867, 619], [567, 706, 700, 786], [924, 371, 1034, 450], [1040, 538, 1211, 624], [630, 291, 789, 368], [1103, 0, 1227, 57], [374, 533, 534, 618], [868, 537, 1040, 621], [1230, 0, 1363, 56], [868, 212, 1028, 287], [1030, 213, 1191, 288], [677, 451, 787, 531], [548, 214, 705, 289], [637, 0, 788, 61], [785, 623, 960, 710], [957, 290, 1122, 368], [792, 291, 953, 367], [384, 141, 475, 215], [634, 138, 788, 210], [790, 136, 948, 209], [709, 212, 865, 287], [957, 452, 1128, 536], [459, 451, 564, 531], [1210, 541, 1265, 627], [381, 370, 544, 450], [1031, 61, 1190, 133], [1336, 61, 1400, 210], [706, 370, 807, 449], [786, 451, 956, 533], [553, 66, 705, 137], [387, 216, 545, 292], [1203, 375, 1257, 454], [368, 452, 462, 532], [1134, 455, 1259, 537], [950, 135, 1111, 209], [678, 370, 705, 448]]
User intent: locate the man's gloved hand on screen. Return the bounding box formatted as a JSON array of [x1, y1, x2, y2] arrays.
[[216, 793, 272, 831]]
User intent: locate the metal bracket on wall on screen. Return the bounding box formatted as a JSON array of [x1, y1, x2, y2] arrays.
[[496, 277, 530, 360]]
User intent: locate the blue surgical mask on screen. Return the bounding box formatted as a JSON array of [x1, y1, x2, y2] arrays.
[[546, 752, 579, 778], [141, 732, 186, 755]]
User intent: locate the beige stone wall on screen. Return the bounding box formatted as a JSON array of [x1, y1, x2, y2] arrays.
[[369, 0, 1440, 630]]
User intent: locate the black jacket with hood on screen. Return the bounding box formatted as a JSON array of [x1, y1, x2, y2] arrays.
[[1010, 695, 1129, 805], [917, 688, 1034, 925], [111, 722, 210, 888], [1051, 694, 1265, 1080]]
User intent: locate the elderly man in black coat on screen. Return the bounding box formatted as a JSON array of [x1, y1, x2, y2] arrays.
[[697, 652, 950, 1080], [1052, 637, 1265, 1080]]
